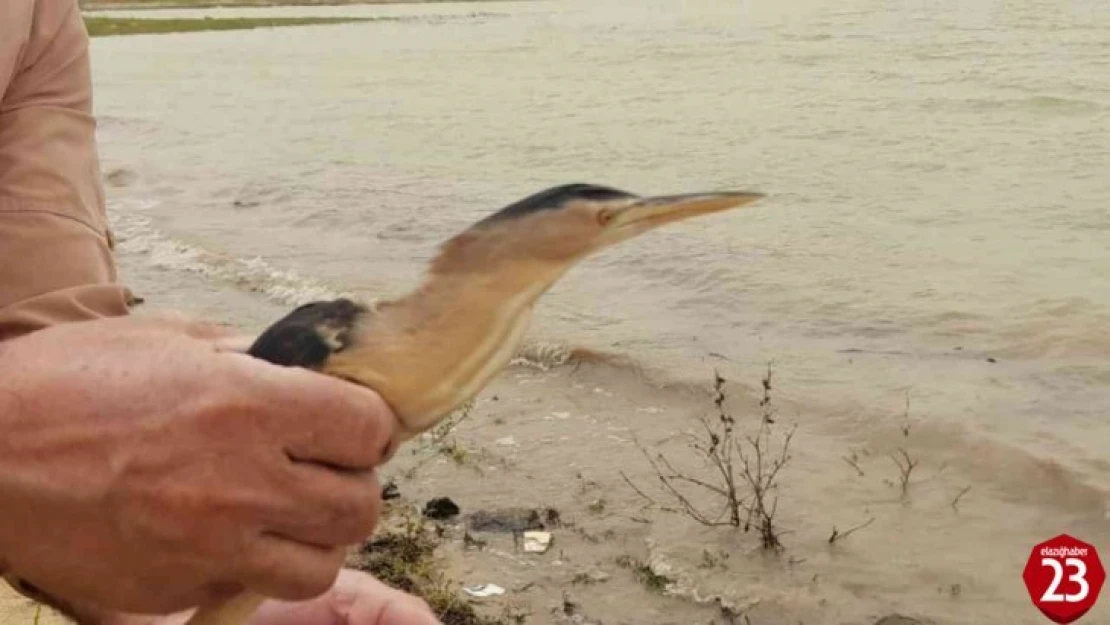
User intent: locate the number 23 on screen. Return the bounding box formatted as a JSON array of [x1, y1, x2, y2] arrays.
[[1041, 557, 1090, 603]]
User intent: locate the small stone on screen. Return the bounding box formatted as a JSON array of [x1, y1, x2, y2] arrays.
[[462, 583, 505, 598], [381, 481, 400, 501], [104, 168, 138, 188], [587, 570, 609, 583], [523, 531, 553, 553]]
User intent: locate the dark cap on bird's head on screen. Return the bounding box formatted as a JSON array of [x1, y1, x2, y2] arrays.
[[476, 183, 640, 225], [435, 182, 765, 272]]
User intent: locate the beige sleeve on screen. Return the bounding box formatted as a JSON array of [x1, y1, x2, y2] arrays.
[[0, 0, 131, 342]]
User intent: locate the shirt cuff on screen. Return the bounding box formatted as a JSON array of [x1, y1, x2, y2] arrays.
[[0, 198, 130, 341]]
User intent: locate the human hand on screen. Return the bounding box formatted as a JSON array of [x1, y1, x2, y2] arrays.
[[241, 568, 442, 625], [0, 314, 399, 615], [75, 569, 442, 625]]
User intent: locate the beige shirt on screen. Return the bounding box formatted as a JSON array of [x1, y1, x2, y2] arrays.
[[0, 0, 130, 342]]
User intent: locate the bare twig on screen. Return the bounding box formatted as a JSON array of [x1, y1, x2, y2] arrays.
[[620, 469, 673, 512], [828, 516, 876, 545], [899, 389, 913, 437], [731, 363, 794, 550], [842, 453, 865, 477], [737, 420, 795, 550], [636, 442, 735, 526], [401, 400, 476, 478], [890, 448, 918, 499], [621, 363, 795, 551], [951, 486, 972, 512]]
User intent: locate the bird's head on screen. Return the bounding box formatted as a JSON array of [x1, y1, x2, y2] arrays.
[[431, 183, 765, 278]]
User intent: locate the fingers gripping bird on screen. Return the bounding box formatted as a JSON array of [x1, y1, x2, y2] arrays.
[[190, 182, 764, 625]]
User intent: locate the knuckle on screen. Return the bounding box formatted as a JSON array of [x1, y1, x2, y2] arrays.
[[351, 478, 383, 537], [348, 391, 395, 464], [328, 478, 381, 544], [286, 554, 343, 601], [197, 580, 245, 607], [243, 540, 337, 602], [192, 380, 259, 428]]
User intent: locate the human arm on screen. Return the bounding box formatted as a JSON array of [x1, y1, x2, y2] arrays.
[[0, 0, 130, 341]]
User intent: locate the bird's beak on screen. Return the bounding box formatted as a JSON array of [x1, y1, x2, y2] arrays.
[[607, 191, 766, 234]]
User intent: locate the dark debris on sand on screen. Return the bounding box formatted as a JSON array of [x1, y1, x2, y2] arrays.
[[423, 497, 461, 520], [346, 511, 516, 625], [465, 506, 563, 533]]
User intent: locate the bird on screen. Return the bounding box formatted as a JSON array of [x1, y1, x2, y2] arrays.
[[242, 183, 765, 443], [2, 183, 763, 625], [184, 182, 765, 625]]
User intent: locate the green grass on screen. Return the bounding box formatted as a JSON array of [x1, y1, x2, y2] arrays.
[[80, 0, 495, 8], [614, 555, 673, 594], [84, 16, 369, 36]]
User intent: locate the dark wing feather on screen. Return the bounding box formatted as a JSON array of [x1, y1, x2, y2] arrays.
[[247, 298, 367, 368]]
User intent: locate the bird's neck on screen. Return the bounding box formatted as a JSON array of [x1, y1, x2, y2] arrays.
[[393, 261, 568, 334], [336, 261, 571, 435]]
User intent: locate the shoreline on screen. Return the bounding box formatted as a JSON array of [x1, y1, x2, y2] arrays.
[[81, 0, 519, 10], [84, 15, 374, 36], [81, 0, 520, 35]]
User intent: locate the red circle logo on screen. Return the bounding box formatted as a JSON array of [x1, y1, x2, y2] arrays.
[[1023, 534, 1105, 623]]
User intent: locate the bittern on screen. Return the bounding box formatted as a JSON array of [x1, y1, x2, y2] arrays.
[[6, 183, 765, 625]]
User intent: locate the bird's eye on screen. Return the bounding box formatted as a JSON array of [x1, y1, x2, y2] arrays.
[[597, 209, 614, 226]]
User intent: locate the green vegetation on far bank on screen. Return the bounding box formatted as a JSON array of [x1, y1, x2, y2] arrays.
[[82, 0, 364, 5], [84, 15, 369, 36], [81, 0, 502, 9]]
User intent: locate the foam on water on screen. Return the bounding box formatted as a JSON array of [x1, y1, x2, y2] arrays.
[[110, 202, 352, 306]]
